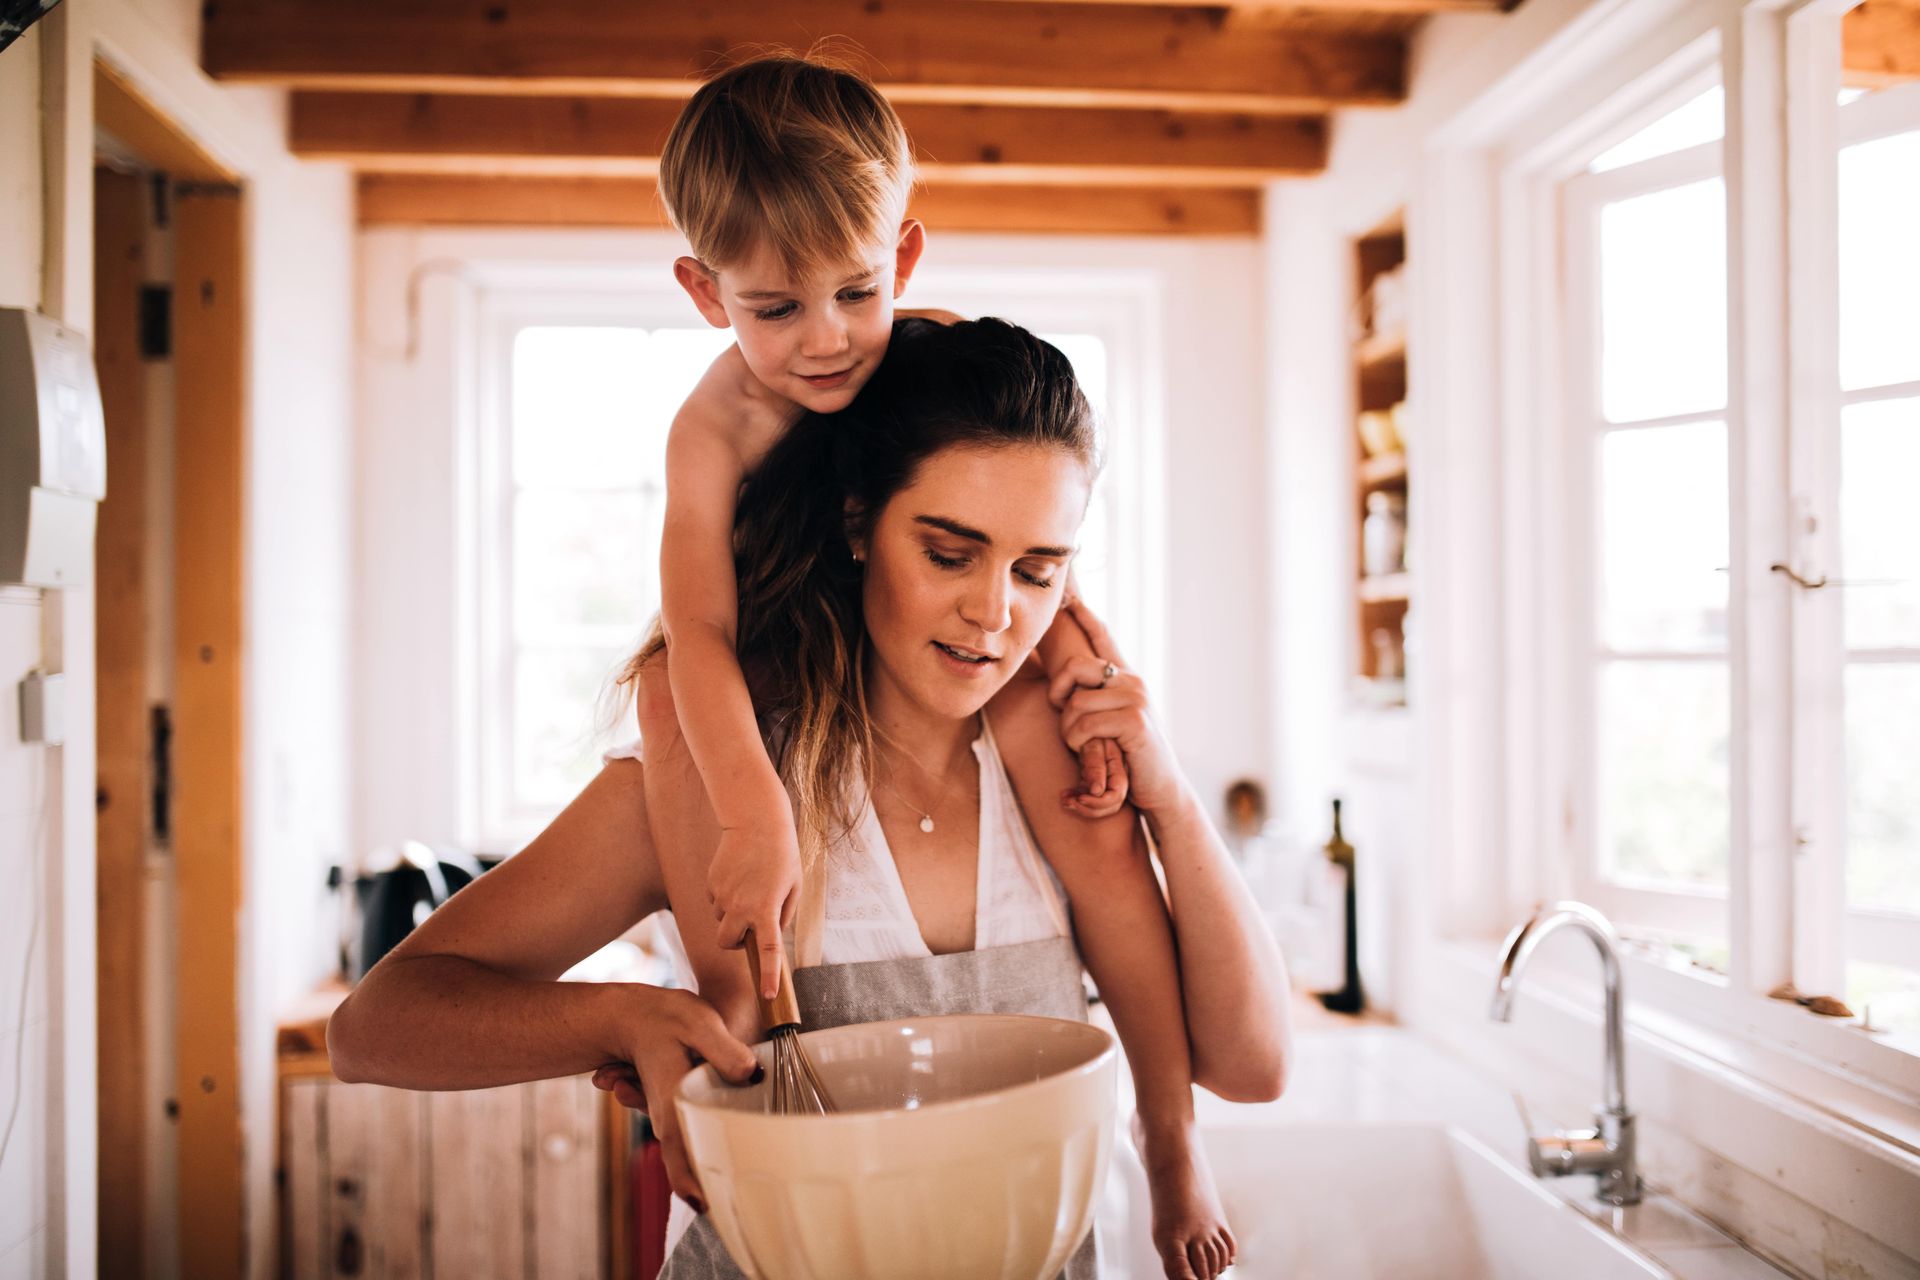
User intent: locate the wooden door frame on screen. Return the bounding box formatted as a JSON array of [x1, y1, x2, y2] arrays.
[[91, 58, 249, 1280]]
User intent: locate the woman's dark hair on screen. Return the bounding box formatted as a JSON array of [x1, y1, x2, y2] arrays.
[[618, 316, 1097, 867]]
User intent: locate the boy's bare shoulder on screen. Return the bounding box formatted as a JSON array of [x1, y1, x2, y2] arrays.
[[669, 343, 797, 475]]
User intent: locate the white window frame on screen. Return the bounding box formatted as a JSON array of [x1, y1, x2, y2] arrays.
[[1804, 79, 1920, 981], [1476, 0, 1920, 1103], [467, 275, 700, 848], [1560, 133, 1732, 946]]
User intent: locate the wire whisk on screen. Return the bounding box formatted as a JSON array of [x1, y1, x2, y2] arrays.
[[744, 929, 836, 1115]]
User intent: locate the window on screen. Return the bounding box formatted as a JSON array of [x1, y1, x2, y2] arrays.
[[472, 291, 1142, 848], [476, 313, 731, 844], [1549, 38, 1920, 1043], [1833, 90, 1920, 1030], [1562, 86, 1732, 961]]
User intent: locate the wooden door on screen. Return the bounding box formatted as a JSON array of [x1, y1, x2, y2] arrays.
[[93, 161, 152, 1280], [172, 179, 248, 1280]]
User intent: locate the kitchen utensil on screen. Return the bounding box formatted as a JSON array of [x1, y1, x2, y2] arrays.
[[742, 929, 834, 1114]]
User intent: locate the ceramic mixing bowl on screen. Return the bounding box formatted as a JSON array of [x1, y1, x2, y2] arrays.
[[675, 1012, 1118, 1280]]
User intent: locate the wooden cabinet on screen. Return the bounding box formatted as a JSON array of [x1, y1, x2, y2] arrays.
[[281, 1074, 613, 1280]]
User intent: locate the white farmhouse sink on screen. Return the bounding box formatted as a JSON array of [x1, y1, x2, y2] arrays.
[[1097, 1026, 1785, 1280], [1184, 1122, 1664, 1279]]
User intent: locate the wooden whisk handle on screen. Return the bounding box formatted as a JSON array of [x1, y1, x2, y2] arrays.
[[743, 928, 801, 1031]]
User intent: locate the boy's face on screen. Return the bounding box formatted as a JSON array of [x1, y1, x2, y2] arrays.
[[675, 219, 927, 414]]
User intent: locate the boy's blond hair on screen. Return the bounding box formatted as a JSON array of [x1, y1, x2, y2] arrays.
[[659, 53, 916, 281]]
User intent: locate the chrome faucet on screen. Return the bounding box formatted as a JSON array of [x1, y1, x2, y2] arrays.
[[1490, 900, 1643, 1206]]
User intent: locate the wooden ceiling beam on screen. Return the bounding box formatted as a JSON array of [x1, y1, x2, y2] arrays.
[[1845, 1, 1920, 85], [204, 0, 1405, 113], [292, 93, 1327, 185], [355, 173, 1261, 236], [962, 0, 1495, 10]]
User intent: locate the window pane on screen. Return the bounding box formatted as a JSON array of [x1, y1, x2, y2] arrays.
[[1839, 129, 1920, 392], [1590, 87, 1723, 173], [1846, 663, 1920, 914], [1041, 333, 1113, 616], [1840, 397, 1920, 650], [1599, 179, 1728, 423], [648, 328, 740, 411], [1600, 423, 1728, 652], [513, 646, 624, 810], [513, 488, 654, 641], [511, 327, 654, 489], [1846, 961, 1920, 1037], [1597, 659, 1729, 889]]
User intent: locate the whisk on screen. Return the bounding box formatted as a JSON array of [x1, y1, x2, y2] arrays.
[[743, 929, 836, 1114]]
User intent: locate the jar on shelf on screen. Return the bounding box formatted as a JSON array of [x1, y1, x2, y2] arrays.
[[1362, 491, 1407, 577]]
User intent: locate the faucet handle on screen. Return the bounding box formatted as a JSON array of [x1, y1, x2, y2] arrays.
[[1527, 1128, 1613, 1177], [1508, 1089, 1535, 1139]]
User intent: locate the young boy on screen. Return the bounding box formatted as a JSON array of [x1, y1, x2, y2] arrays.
[[636, 54, 1232, 1279]]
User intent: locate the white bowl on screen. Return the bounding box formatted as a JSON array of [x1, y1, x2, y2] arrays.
[[676, 1013, 1118, 1280]]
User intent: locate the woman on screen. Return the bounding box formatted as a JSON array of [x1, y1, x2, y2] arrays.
[[328, 319, 1292, 1280]]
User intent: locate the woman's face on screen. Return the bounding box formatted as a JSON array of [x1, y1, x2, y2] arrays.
[[854, 442, 1092, 723]]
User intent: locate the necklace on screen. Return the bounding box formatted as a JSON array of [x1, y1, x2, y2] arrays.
[[875, 739, 971, 833]]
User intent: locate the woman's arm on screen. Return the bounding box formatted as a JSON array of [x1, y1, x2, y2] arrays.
[[1043, 600, 1293, 1103], [326, 757, 759, 1205]]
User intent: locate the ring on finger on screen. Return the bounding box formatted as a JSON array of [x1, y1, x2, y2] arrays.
[[1098, 661, 1119, 687]]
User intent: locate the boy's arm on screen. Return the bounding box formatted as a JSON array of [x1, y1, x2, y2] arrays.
[[659, 415, 799, 994], [986, 675, 1197, 1123]]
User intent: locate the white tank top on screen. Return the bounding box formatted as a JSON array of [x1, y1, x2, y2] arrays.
[[605, 713, 1074, 992]]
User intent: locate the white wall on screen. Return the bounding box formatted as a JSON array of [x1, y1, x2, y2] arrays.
[[4, 0, 356, 1274], [353, 227, 1271, 862], [0, 581, 59, 1278], [1, 19, 90, 1278], [1272, 1, 1920, 1275]]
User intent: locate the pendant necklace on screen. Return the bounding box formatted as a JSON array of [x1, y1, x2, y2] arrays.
[[878, 742, 967, 834]]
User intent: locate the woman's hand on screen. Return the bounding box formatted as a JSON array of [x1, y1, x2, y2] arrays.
[[1047, 598, 1189, 818], [589, 984, 762, 1213]]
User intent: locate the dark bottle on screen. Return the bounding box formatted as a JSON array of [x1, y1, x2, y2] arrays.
[[1316, 798, 1365, 1014]]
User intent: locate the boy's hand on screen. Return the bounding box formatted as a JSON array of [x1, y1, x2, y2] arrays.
[[707, 819, 802, 999], [1072, 739, 1130, 819]]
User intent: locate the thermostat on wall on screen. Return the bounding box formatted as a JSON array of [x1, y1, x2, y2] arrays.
[[0, 307, 108, 588]]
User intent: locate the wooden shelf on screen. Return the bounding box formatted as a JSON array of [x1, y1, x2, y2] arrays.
[[1358, 572, 1411, 604], [1352, 208, 1410, 699], [1358, 451, 1407, 488], [1354, 328, 1406, 371]]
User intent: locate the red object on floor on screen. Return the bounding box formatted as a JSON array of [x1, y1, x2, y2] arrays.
[[633, 1138, 671, 1280]]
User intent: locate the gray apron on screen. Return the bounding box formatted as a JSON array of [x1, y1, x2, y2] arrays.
[[661, 935, 1101, 1280]]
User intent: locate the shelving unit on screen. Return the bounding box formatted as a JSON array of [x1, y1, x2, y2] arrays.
[[1352, 211, 1410, 708]]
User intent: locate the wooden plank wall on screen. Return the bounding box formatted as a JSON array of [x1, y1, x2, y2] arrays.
[[282, 1077, 605, 1279]]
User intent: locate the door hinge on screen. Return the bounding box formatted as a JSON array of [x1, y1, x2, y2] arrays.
[[139, 285, 171, 359], [151, 704, 172, 846]]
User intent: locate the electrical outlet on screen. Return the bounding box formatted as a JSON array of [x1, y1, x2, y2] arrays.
[[19, 669, 65, 745]]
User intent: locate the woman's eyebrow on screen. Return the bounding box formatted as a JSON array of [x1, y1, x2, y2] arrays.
[[913, 514, 1074, 559]]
